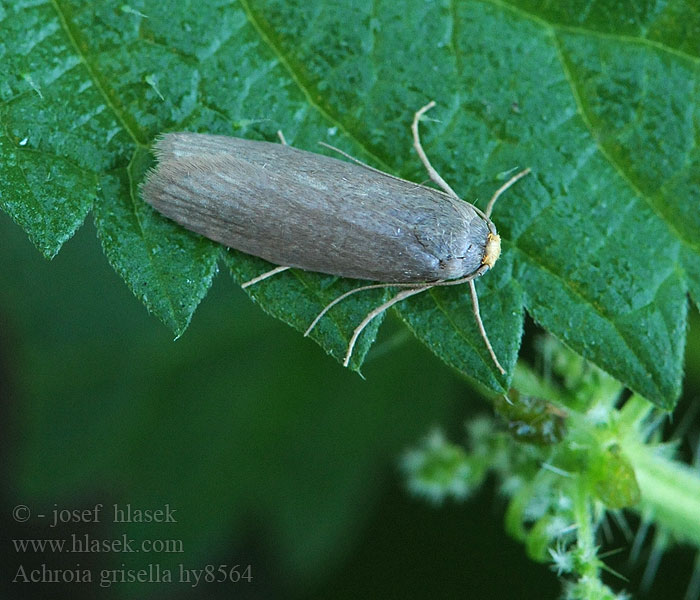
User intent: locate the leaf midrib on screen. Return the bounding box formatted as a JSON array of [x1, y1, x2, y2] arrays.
[[50, 0, 148, 148], [489, 0, 700, 64]]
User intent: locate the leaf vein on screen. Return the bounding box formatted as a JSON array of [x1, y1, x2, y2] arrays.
[[483, 0, 700, 64], [124, 155, 181, 330], [50, 0, 146, 148], [238, 0, 393, 173], [551, 29, 700, 258]]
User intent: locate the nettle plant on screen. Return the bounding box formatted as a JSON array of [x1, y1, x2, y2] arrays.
[[3, 1, 699, 597], [404, 336, 700, 599]]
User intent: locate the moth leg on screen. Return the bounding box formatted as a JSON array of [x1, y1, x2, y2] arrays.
[[411, 101, 460, 200], [241, 265, 291, 289], [277, 130, 287, 145], [304, 281, 423, 337], [429, 269, 505, 374], [484, 167, 531, 218], [468, 279, 505, 374], [343, 286, 431, 367]]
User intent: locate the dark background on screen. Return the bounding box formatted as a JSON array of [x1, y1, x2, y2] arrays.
[[1, 212, 698, 599]]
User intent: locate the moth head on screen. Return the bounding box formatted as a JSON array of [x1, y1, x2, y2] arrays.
[[482, 232, 501, 269]]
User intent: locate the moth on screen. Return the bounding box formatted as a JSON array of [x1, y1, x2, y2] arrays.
[[141, 102, 529, 373]]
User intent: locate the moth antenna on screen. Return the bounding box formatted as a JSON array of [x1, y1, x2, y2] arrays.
[[343, 286, 431, 367], [319, 141, 449, 194], [412, 101, 460, 200], [468, 279, 505, 374], [318, 142, 378, 171], [241, 265, 290, 289], [304, 281, 424, 337], [277, 130, 287, 145], [484, 167, 531, 218]]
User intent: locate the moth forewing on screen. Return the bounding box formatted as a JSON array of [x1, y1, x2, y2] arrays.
[[142, 135, 490, 283]]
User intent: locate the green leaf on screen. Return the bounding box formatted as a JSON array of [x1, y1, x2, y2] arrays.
[[224, 251, 389, 370], [591, 445, 641, 510], [398, 251, 524, 392], [0, 132, 95, 259], [2, 0, 697, 407], [93, 147, 220, 336]]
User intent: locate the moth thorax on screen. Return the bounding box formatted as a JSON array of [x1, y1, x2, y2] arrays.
[[482, 232, 501, 269]]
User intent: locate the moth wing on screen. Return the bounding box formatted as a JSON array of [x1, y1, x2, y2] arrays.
[[143, 134, 488, 282]]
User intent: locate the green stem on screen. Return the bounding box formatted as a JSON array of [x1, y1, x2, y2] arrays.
[[572, 483, 598, 579], [631, 446, 700, 546]]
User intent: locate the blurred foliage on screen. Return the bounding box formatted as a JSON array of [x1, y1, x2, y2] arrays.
[[0, 213, 469, 597], [403, 336, 700, 599], [2, 210, 699, 597]]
